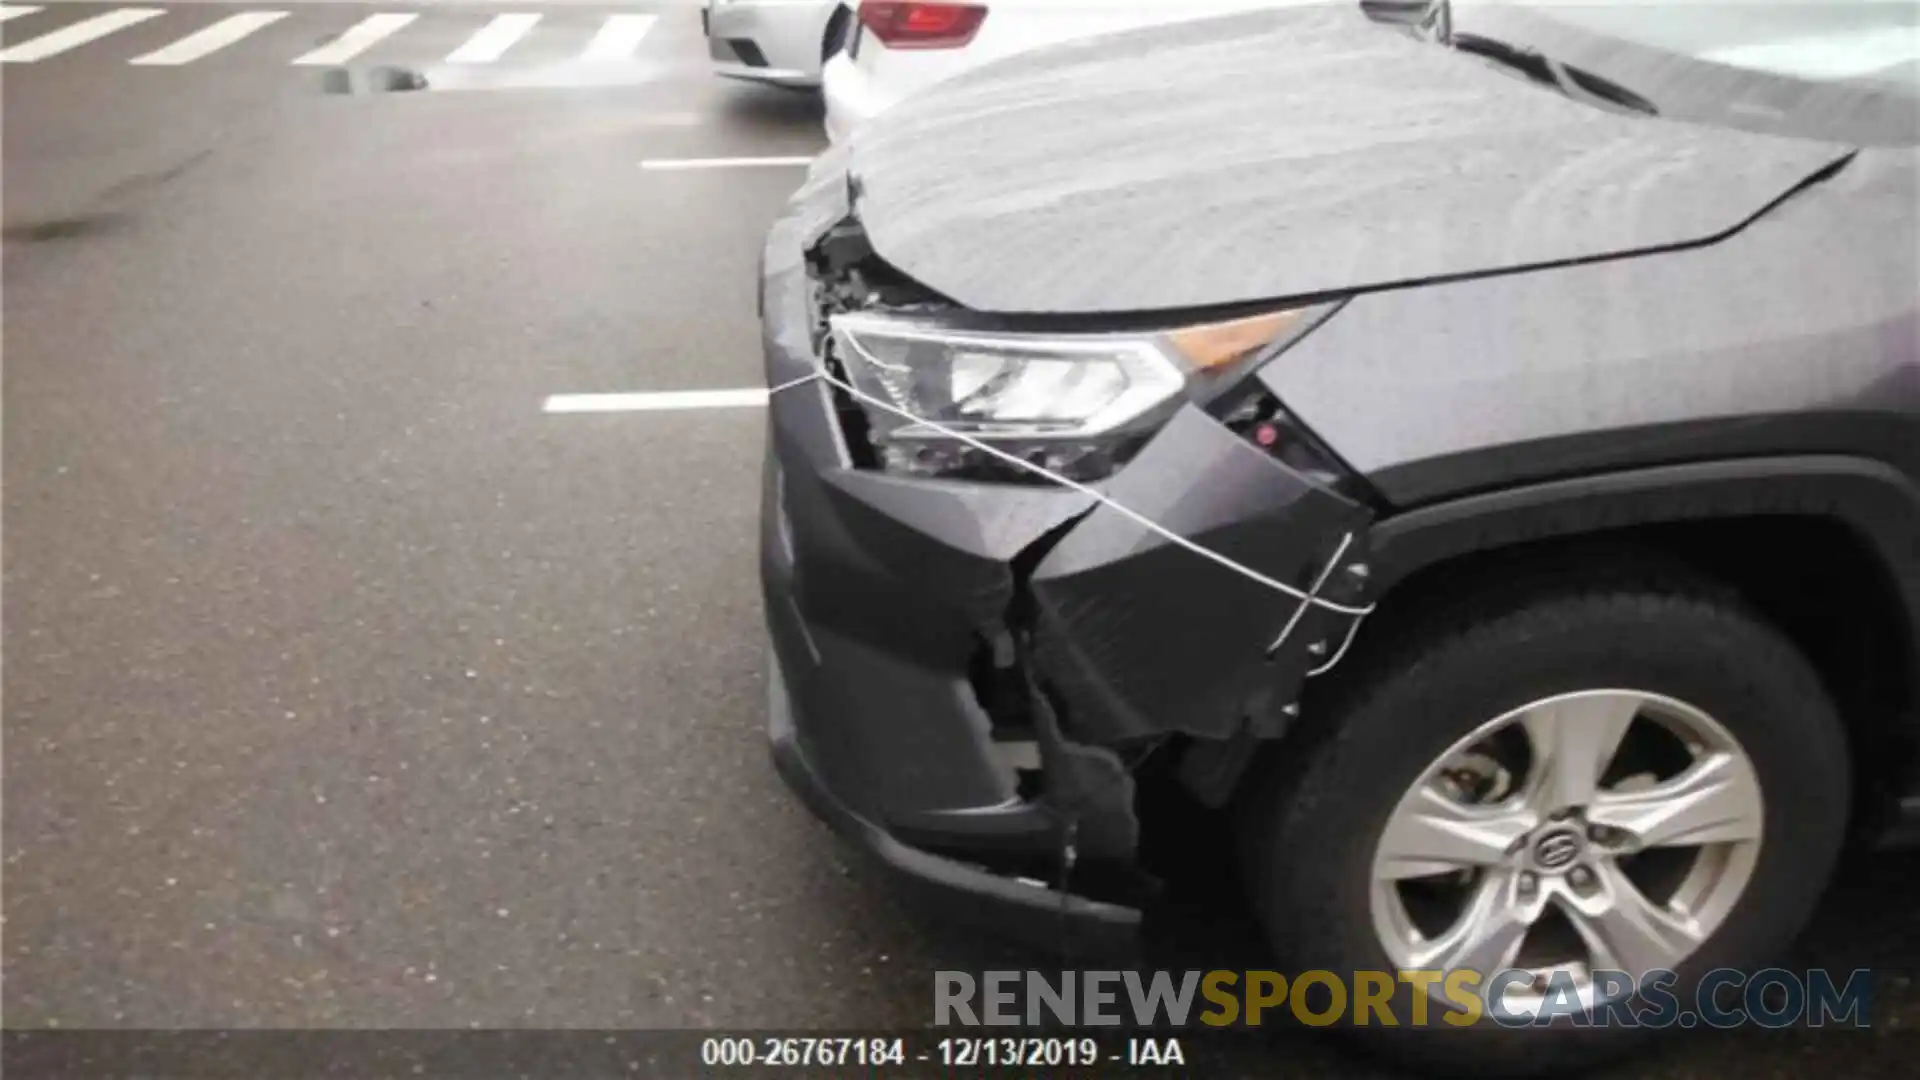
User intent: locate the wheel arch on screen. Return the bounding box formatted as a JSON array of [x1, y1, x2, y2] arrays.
[[821, 3, 853, 61], [1355, 454, 1920, 841]]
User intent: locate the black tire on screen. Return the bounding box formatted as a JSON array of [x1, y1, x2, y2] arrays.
[[1238, 579, 1851, 1074]]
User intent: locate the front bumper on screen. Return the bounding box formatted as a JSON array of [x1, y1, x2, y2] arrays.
[[757, 179, 1374, 944], [769, 650, 1141, 951]]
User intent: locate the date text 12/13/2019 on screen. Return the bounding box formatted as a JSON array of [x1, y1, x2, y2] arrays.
[[698, 1035, 1187, 1069]]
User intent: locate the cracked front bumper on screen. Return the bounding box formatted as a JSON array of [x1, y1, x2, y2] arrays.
[[757, 197, 1373, 946], [767, 644, 1142, 952]]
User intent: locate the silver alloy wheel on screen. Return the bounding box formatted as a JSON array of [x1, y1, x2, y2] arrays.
[[1368, 689, 1764, 1015]]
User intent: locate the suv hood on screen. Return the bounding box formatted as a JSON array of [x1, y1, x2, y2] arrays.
[[841, 5, 1853, 315]]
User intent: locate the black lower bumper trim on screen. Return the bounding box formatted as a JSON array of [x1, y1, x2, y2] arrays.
[[725, 38, 769, 68], [767, 661, 1141, 954]]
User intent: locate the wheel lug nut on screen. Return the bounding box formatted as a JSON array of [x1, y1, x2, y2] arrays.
[[1568, 866, 1594, 888], [1517, 871, 1538, 894]]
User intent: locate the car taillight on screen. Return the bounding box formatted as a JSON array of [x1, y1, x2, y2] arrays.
[[857, 1, 987, 50]]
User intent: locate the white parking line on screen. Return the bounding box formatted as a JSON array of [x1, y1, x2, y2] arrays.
[[0, 5, 44, 23], [130, 9, 287, 65], [543, 390, 771, 413], [289, 11, 414, 65], [579, 12, 655, 62], [0, 7, 162, 62], [639, 157, 816, 171], [445, 11, 539, 64]]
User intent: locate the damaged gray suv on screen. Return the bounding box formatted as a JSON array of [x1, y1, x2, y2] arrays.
[[758, 0, 1919, 1066]]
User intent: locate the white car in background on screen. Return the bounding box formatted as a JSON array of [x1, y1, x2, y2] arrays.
[[824, 0, 1289, 139], [704, 0, 855, 89]]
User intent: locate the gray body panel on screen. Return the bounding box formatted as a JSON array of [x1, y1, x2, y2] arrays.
[[1263, 146, 1920, 505], [844, 4, 1849, 315]]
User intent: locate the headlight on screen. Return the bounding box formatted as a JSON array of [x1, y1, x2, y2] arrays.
[[828, 306, 1331, 482]]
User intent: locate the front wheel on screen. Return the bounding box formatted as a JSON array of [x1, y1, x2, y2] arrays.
[[1239, 582, 1850, 1071]]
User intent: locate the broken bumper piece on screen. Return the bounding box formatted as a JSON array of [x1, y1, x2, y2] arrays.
[[768, 655, 1142, 953], [757, 209, 1374, 948]]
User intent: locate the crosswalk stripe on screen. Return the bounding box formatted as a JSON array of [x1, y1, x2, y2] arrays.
[[289, 11, 413, 66], [129, 9, 285, 65], [579, 13, 655, 63], [0, 5, 43, 24], [0, 6, 162, 62], [445, 12, 539, 64]]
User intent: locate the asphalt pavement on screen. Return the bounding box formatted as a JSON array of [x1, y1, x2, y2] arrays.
[[4, 2, 1919, 1076]]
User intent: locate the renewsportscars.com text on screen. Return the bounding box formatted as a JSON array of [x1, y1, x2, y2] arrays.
[[934, 968, 1874, 1030]]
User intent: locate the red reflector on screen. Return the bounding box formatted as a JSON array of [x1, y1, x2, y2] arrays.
[[858, 1, 988, 49]]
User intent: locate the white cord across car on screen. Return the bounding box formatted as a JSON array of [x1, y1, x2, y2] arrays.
[[824, 1, 1292, 141], [702, 0, 855, 89]]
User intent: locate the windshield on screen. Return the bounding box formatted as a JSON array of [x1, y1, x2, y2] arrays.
[[1441, 0, 1920, 145]]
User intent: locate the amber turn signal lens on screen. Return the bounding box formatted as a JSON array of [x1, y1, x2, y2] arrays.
[[1166, 310, 1307, 371]]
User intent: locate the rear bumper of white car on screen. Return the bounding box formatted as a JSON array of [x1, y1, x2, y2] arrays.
[[705, 0, 829, 88]]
